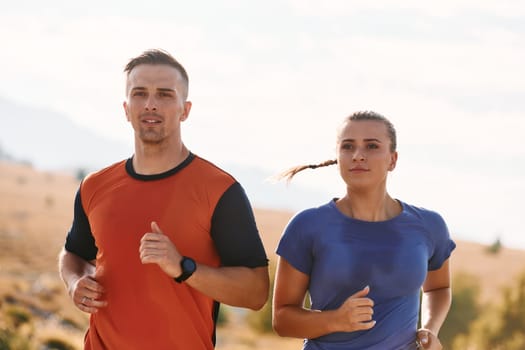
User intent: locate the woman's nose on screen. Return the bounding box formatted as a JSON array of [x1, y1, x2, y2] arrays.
[[352, 149, 366, 161]]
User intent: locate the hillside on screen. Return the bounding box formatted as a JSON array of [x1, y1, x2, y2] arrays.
[[1, 160, 525, 349]]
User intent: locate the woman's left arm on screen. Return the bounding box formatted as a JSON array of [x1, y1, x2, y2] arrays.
[[417, 258, 452, 349]]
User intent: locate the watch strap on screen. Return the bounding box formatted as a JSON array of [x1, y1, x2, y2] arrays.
[[174, 256, 196, 283]]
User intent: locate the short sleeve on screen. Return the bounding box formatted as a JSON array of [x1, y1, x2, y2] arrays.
[[210, 182, 268, 268], [64, 187, 98, 261], [276, 211, 314, 275], [427, 211, 456, 271]]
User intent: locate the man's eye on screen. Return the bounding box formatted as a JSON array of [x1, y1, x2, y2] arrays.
[[133, 92, 146, 97], [367, 144, 379, 149]]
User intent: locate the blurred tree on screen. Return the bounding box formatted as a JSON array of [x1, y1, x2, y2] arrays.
[[486, 237, 502, 255], [246, 261, 311, 333], [439, 272, 481, 349], [0, 305, 32, 350], [490, 271, 525, 348], [41, 337, 77, 350], [75, 168, 88, 182], [216, 305, 230, 326], [246, 262, 275, 333], [452, 270, 525, 350]]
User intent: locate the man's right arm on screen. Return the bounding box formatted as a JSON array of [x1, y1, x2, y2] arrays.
[[58, 248, 106, 313], [59, 187, 105, 313]]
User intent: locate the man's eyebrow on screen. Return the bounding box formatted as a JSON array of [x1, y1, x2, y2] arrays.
[[341, 138, 382, 143], [130, 87, 177, 94]]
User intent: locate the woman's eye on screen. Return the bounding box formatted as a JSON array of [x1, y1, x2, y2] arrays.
[[341, 144, 353, 150]]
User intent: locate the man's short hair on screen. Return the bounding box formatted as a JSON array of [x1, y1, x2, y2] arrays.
[[124, 49, 189, 99]]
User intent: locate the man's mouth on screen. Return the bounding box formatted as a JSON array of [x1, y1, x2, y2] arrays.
[[142, 119, 161, 124]]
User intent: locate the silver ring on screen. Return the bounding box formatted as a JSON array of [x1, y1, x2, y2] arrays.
[[81, 296, 88, 305]]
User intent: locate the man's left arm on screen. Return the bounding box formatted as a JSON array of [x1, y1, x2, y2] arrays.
[[139, 182, 269, 310], [140, 223, 269, 310], [185, 264, 269, 310]]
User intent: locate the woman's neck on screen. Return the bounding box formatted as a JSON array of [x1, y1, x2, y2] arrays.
[[336, 188, 401, 222]]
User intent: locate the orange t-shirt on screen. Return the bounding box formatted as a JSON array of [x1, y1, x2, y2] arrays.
[[66, 154, 266, 350]]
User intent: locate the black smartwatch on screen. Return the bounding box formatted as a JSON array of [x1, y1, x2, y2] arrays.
[[174, 256, 197, 283]]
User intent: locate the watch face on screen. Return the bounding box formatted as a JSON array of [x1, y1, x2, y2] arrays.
[[182, 257, 196, 272]]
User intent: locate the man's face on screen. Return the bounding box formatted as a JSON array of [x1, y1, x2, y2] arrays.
[[123, 64, 191, 145]]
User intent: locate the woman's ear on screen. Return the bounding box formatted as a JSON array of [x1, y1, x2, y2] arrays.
[[389, 151, 398, 171]]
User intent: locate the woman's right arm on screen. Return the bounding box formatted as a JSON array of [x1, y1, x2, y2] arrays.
[[272, 257, 375, 339]]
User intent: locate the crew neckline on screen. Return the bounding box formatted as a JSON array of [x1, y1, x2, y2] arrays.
[[125, 152, 195, 181], [329, 198, 406, 224]]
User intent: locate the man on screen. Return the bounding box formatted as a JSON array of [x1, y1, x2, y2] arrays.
[[58, 49, 269, 349]]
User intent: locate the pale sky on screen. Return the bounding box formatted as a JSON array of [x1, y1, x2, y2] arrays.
[[2, 1, 525, 248]]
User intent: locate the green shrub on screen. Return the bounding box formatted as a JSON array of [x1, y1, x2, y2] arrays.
[[0, 329, 31, 350], [246, 297, 273, 333], [216, 305, 229, 326], [59, 317, 83, 331], [41, 337, 77, 350], [439, 272, 481, 348], [5, 306, 32, 329], [451, 270, 525, 349], [486, 237, 502, 255], [489, 272, 525, 348], [246, 262, 275, 333]]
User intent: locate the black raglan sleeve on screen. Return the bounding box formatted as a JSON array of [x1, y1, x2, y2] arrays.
[[210, 182, 268, 268], [64, 187, 98, 261]]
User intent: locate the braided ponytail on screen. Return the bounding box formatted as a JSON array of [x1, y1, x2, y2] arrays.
[[273, 111, 395, 183], [275, 159, 337, 182]]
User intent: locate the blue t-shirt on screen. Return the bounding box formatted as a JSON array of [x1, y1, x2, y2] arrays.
[[276, 199, 456, 350]]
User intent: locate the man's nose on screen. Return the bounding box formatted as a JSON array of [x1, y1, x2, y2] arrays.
[[145, 96, 157, 111]]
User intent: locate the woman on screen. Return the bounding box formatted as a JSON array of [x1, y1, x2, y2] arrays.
[[272, 111, 455, 350]]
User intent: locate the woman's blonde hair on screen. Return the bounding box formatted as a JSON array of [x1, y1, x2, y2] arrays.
[[276, 110, 396, 182]]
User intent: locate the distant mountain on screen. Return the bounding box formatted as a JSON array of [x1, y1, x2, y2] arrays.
[[0, 97, 131, 171], [0, 97, 328, 212], [219, 163, 329, 212]]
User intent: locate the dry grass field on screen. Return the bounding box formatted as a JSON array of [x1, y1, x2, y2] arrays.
[[1, 160, 524, 349]]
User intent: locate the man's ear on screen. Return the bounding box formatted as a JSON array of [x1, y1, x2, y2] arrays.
[[180, 101, 192, 122], [123, 101, 130, 122]]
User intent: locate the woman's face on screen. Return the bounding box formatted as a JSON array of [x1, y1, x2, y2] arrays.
[[336, 120, 397, 190]]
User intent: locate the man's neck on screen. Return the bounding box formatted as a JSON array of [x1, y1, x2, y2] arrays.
[[132, 141, 189, 175]]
